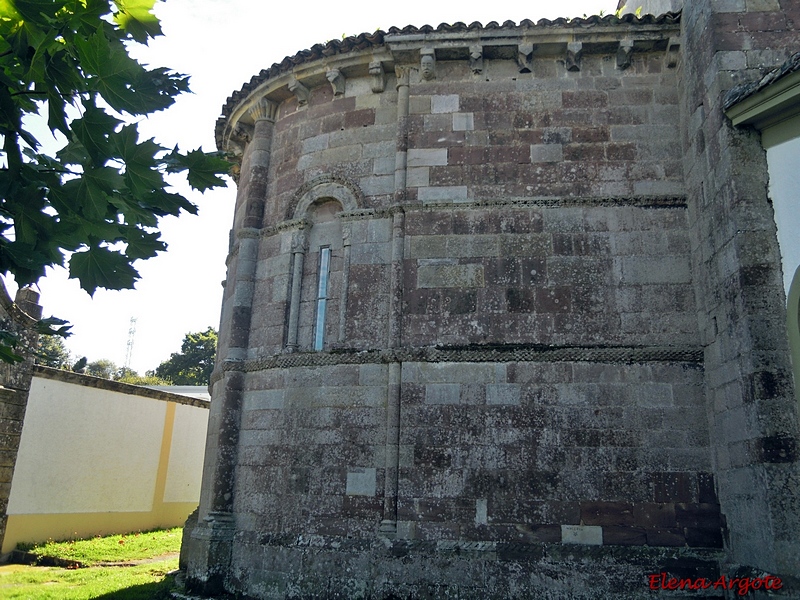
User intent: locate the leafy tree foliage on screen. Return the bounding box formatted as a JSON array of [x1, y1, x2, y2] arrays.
[[35, 332, 70, 367], [155, 327, 217, 385], [116, 369, 168, 386], [84, 357, 115, 378], [0, 0, 229, 360]]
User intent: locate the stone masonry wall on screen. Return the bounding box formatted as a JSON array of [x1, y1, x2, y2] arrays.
[[184, 11, 796, 597], [680, 0, 800, 580]]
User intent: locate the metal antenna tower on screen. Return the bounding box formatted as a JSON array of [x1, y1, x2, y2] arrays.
[[124, 317, 137, 370]]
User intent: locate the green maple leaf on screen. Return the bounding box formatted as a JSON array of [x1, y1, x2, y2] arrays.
[[165, 148, 230, 191], [69, 245, 139, 295], [113, 124, 165, 196], [113, 0, 161, 43]]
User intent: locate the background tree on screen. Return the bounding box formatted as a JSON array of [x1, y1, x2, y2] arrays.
[[35, 334, 70, 368], [84, 358, 116, 379], [0, 0, 229, 360], [115, 368, 169, 386], [155, 327, 217, 385]]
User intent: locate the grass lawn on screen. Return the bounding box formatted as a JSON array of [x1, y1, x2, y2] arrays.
[[0, 528, 181, 600]]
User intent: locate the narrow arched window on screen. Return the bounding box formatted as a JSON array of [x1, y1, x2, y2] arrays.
[[314, 246, 332, 350]]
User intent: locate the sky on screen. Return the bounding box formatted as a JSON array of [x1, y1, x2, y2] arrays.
[[25, 0, 621, 375]]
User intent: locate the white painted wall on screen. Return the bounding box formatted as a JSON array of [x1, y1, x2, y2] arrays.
[[3, 374, 209, 553], [8, 378, 166, 514], [767, 136, 800, 298], [164, 403, 209, 503]]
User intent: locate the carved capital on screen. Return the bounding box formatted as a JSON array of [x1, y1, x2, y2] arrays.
[[469, 45, 483, 75], [617, 39, 634, 70], [517, 43, 534, 73], [341, 222, 352, 247], [395, 65, 411, 88], [566, 42, 583, 72], [369, 60, 386, 93], [248, 98, 279, 122], [420, 48, 436, 81], [288, 77, 311, 106], [326, 69, 346, 96], [291, 228, 309, 254]]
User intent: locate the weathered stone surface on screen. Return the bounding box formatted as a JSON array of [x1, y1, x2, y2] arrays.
[[187, 6, 800, 598]]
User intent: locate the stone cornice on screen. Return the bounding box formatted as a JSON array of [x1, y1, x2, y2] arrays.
[[215, 13, 682, 153]]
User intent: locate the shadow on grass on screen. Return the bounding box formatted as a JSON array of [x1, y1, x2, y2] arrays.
[[90, 574, 175, 600]]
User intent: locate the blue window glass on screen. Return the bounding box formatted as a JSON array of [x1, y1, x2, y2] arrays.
[[314, 247, 331, 351]]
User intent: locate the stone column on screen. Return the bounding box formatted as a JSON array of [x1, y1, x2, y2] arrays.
[[186, 98, 277, 596], [380, 66, 411, 536], [680, 0, 800, 580], [286, 226, 309, 351], [338, 221, 352, 343]]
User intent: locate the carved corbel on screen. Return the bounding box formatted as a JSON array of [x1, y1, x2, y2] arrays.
[[226, 122, 253, 158], [617, 39, 634, 70], [665, 37, 680, 69], [248, 98, 279, 122], [288, 77, 311, 106], [326, 69, 346, 96], [369, 60, 386, 93], [469, 45, 483, 74], [566, 42, 583, 72], [420, 48, 436, 81], [517, 43, 534, 73]]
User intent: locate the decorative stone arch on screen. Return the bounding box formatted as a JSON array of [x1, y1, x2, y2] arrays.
[[290, 174, 363, 220], [285, 175, 361, 352]]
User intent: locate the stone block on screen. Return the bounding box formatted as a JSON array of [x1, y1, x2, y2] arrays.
[[417, 263, 485, 288], [346, 467, 377, 496], [243, 390, 285, 411], [407, 167, 430, 187], [431, 95, 460, 114], [475, 499, 488, 525], [561, 525, 602, 545], [486, 384, 521, 406], [452, 113, 474, 131], [418, 186, 469, 203], [408, 149, 448, 167], [530, 144, 563, 163], [425, 384, 461, 405]]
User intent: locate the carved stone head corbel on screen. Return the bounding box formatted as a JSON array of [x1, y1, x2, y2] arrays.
[[420, 48, 436, 81]]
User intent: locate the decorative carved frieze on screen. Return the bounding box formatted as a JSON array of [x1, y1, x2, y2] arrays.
[[326, 69, 346, 96], [566, 42, 583, 72], [369, 60, 386, 93], [288, 77, 311, 105]]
